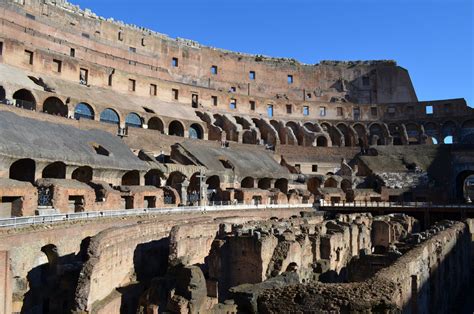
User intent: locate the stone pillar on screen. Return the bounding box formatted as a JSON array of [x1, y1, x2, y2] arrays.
[[0, 251, 12, 314], [181, 179, 189, 205], [200, 183, 208, 206]]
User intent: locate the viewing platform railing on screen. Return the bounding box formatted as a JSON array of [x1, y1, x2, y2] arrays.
[[319, 200, 474, 209], [0, 202, 313, 229]]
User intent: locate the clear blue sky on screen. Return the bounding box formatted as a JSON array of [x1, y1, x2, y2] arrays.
[[73, 0, 473, 105]]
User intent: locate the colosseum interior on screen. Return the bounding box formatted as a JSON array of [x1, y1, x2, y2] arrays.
[[0, 0, 473, 313]]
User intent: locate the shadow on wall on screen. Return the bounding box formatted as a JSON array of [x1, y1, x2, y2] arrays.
[[21, 237, 91, 313]]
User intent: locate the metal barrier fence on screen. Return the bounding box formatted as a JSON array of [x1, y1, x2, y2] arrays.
[[0, 203, 313, 228], [319, 200, 474, 209]]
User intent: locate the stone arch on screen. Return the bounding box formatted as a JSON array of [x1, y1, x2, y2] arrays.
[[125, 112, 142, 128], [441, 121, 457, 144], [43, 97, 67, 117], [324, 177, 338, 188], [275, 178, 289, 194], [286, 121, 299, 135], [242, 130, 257, 144], [122, 170, 140, 186], [166, 171, 187, 191], [353, 123, 368, 146], [206, 175, 222, 202], [388, 123, 404, 145], [189, 123, 204, 139], [145, 169, 163, 187], [100, 108, 120, 125], [341, 179, 352, 192], [72, 166, 93, 183], [42, 162, 66, 179], [461, 119, 474, 143], [457, 170, 474, 201], [369, 123, 385, 145], [316, 136, 328, 147], [74, 103, 95, 120], [169, 120, 185, 137], [10, 158, 35, 183], [13, 89, 36, 110], [148, 117, 164, 133], [241, 176, 255, 188], [337, 123, 355, 147], [404, 123, 421, 144], [258, 178, 272, 190], [187, 172, 201, 194], [307, 177, 322, 194]]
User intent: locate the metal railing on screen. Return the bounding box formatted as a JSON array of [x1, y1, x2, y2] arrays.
[[0, 203, 313, 228], [319, 200, 474, 209]]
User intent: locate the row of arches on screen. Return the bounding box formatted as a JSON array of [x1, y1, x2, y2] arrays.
[[9, 159, 93, 183]]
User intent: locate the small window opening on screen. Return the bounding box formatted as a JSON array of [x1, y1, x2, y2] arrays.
[[108, 71, 113, 86], [230, 99, 237, 110], [192, 93, 199, 108], [129, 47, 136, 53], [141, 37, 146, 46], [303, 106, 309, 116], [307, 93, 312, 99], [70, 48, 75, 57], [128, 79, 136, 92], [172, 57, 179, 67], [81, 33, 90, 39], [79, 68, 88, 85], [371, 107, 378, 117], [211, 65, 218, 75], [230, 86, 236, 93], [249, 71, 256, 80], [287, 75, 293, 84], [337, 107, 343, 116], [312, 165, 318, 172], [320, 106, 326, 117], [250, 100, 256, 111], [267, 104, 274, 118], [25, 50, 33, 65], [118, 30, 123, 41], [426, 105, 433, 115], [172, 89, 179, 100], [150, 84, 157, 96], [0, 42, 3, 56], [211, 96, 218, 106], [53, 59, 62, 73], [90, 143, 110, 156], [286, 104, 292, 114], [220, 159, 233, 169]]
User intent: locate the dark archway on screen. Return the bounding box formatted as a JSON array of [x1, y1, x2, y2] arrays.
[[10, 159, 35, 183], [100, 108, 120, 125], [166, 171, 186, 191], [206, 175, 221, 202], [187, 172, 201, 194], [43, 97, 67, 117], [0, 85, 6, 101], [307, 177, 322, 194], [148, 117, 164, 133], [258, 178, 272, 190], [42, 162, 66, 179], [74, 103, 94, 120], [341, 179, 352, 192], [122, 170, 140, 186], [324, 177, 338, 188], [145, 169, 163, 187], [71, 166, 93, 183], [13, 89, 36, 110], [275, 178, 288, 194], [241, 177, 255, 188], [125, 112, 142, 128], [457, 171, 474, 201], [316, 136, 328, 147], [189, 123, 204, 139], [169, 120, 185, 137], [337, 123, 354, 147]]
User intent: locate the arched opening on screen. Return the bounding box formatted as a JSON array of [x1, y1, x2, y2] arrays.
[[429, 137, 439, 145], [71, 166, 93, 183], [286, 121, 299, 135], [122, 170, 140, 186], [125, 112, 142, 128], [206, 175, 222, 202], [166, 171, 186, 191], [43, 97, 67, 117], [424, 122, 439, 143], [241, 177, 255, 188], [307, 177, 322, 195], [324, 177, 338, 188], [337, 124, 354, 147], [74, 103, 94, 120], [457, 171, 474, 201], [42, 162, 66, 179], [353, 124, 367, 147], [13, 89, 36, 110], [0, 86, 5, 101], [100, 108, 120, 125], [169, 120, 184, 137], [405, 123, 420, 145], [443, 135, 453, 144], [242, 130, 257, 144], [187, 172, 201, 194], [145, 169, 162, 187], [189, 123, 203, 139], [9, 159, 35, 183], [148, 117, 164, 133], [369, 123, 385, 145], [275, 178, 288, 194], [316, 136, 328, 147], [258, 178, 272, 190]]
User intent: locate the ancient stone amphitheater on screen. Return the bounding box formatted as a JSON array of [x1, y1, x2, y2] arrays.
[[0, 0, 473, 313]]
